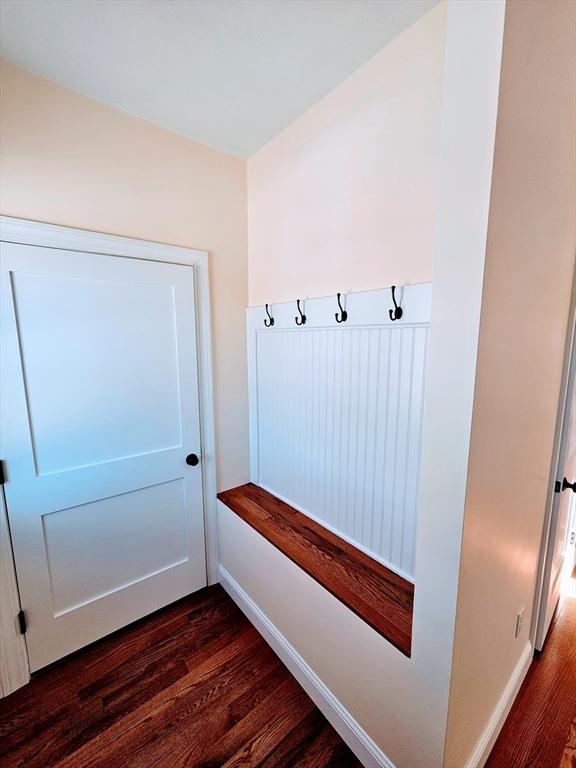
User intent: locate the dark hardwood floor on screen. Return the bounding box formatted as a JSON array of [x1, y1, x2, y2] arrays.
[[486, 574, 576, 768], [0, 585, 362, 768], [218, 483, 413, 656]]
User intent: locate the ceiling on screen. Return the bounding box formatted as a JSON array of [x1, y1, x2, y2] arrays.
[[0, 0, 438, 158]]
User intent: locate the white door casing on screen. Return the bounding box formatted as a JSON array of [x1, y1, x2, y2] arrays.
[[0, 218, 217, 677], [535, 308, 576, 650]]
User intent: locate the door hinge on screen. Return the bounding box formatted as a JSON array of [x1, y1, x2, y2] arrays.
[[555, 479, 561, 493], [0, 460, 5, 485], [17, 610, 26, 635]]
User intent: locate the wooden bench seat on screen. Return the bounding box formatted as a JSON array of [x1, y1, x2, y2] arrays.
[[217, 483, 413, 657]]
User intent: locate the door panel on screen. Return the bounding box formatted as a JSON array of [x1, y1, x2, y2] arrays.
[[1, 242, 206, 670], [42, 479, 188, 615], [11, 271, 183, 473]]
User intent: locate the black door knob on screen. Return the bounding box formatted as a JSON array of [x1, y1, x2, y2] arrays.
[[186, 453, 200, 467], [562, 477, 576, 492]]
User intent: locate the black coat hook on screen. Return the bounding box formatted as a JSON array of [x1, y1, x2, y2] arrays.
[[264, 303, 274, 327], [335, 293, 348, 323], [295, 299, 306, 326], [389, 285, 403, 321]]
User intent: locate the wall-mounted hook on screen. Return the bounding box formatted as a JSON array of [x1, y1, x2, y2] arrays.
[[264, 303, 275, 327], [335, 293, 348, 323], [389, 285, 403, 321], [295, 299, 307, 326]]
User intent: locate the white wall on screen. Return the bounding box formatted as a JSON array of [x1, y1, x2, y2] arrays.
[[221, 3, 507, 765], [247, 3, 447, 307], [445, 2, 576, 765]]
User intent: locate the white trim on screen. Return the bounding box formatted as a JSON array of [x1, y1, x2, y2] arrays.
[[0, 215, 218, 692], [218, 564, 396, 768], [464, 642, 533, 768], [0, 216, 207, 265], [532, 272, 576, 649], [0, 491, 30, 696], [193, 254, 220, 584]]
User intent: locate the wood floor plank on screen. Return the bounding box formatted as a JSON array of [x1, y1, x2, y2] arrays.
[[122, 645, 286, 768], [256, 708, 360, 768], [560, 718, 576, 768], [193, 676, 307, 768], [218, 482, 413, 655], [0, 589, 249, 767], [1, 584, 233, 730], [220, 682, 315, 767], [256, 708, 330, 768], [486, 592, 576, 768], [55, 626, 266, 768], [282, 723, 362, 768], [0, 585, 361, 768]]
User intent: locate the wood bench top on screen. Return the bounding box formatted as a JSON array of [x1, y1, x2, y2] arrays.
[[218, 483, 413, 657]]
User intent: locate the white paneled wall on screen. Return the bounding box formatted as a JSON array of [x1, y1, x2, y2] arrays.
[[247, 284, 431, 579]]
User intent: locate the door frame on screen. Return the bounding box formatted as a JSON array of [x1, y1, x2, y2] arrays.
[[0, 215, 218, 695], [531, 272, 576, 649]]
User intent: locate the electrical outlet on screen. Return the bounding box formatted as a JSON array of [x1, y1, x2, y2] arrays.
[[515, 607, 525, 638]]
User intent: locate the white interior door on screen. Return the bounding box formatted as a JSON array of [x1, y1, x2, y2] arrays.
[[535, 324, 576, 650], [1, 241, 207, 671]]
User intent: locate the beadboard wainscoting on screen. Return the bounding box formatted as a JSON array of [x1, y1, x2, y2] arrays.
[[247, 284, 431, 580]]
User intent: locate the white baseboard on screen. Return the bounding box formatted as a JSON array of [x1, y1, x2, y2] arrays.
[[218, 565, 395, 768], [464, 641, 533, 768]]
